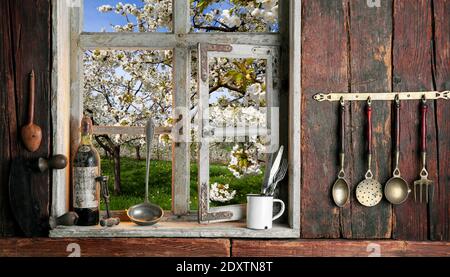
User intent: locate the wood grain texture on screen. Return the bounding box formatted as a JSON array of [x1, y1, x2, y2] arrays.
[[301, 0, 348, 238], [431, 0, 450, 241], [0, 0, 51, 236], [0, 238, 230, 257], [0, 0, 18, 236], [392, 0, 435, 240], [348, 0, 393, 238], [232, 240, 450, 257]]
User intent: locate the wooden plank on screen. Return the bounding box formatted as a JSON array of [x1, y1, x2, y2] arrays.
[[0, 238, 230, 257], [288, 0, 301, 230], [232, 240, 450, 257], [68, 2, 84, 215], [431, 0, 450, 241], [79, 33, 281, 49], [301, 0, 348, 238], [0, 0, 18, 236], [392, 0, 435, 240], [172, 0, 191, 215], [93, 126, 171, 136], [51, 0, 71, 217], [173, 0, 190, 34], [348, 0, 393, 238], [15, 0, 52, 237], [49, 222, 298, 238], [274, 0, 289, 225], [0, 0, 52, 236]]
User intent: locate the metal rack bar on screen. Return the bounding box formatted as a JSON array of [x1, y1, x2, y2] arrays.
[[313, 91, 450, 102]]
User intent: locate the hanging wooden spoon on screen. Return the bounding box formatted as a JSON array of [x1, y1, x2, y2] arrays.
[[21, 70, 42, 152]]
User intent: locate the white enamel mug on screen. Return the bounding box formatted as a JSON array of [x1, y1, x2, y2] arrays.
[[246, 194, 285, 230]]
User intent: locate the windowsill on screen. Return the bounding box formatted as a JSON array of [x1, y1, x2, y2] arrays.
[[49, 221, 299, 238]]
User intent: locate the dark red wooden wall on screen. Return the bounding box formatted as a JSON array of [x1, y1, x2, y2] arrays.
[[0, 0, 51, 236], [301, 0, 449, 240], [0, 0, 448, 240]]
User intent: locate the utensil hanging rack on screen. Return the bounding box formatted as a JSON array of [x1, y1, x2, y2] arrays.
[[313, 91, 450, 102]]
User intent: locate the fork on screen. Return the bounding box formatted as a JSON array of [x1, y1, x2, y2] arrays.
[[267, 159, 288, 196]]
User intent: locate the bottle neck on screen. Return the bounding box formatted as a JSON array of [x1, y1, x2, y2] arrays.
[[80, 134, 92, 145]]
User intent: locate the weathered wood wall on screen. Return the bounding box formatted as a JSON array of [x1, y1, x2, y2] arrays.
[[301, 0, 449, 240], [0, 0, 51, 236], [0, 0, 448, 241]]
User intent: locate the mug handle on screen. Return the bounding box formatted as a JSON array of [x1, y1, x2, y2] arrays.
[[272, 199, 285, 221]]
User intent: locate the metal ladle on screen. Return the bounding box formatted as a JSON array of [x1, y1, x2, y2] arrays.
[[332, 98, 350, 207], [127, 118, 164, 226], [384, 96, 410, 204]]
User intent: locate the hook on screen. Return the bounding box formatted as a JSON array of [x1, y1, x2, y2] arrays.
[[395, 94, 400, 106], [367, 96, 372, 106], [422, 94, 427, 104], [340, 96, 345, 106]]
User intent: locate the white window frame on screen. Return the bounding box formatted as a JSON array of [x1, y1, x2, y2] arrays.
[[50, 0, 300, 238]]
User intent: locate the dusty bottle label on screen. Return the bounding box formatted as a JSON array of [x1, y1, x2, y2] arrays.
[[73, 167, 98, 208]]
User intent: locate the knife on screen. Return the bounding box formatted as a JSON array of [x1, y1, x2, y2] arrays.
[[261, 151, 275, 194], [265, 145, 284, 195]]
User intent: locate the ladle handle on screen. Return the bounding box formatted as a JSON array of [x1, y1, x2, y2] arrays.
[[367, 100, 372, 156], [421, 100, 428, 153], [28, 70, 35, 124], [394, 97, 400, 155], [145, 118, 154, 203], [340, 99, 345, 155]]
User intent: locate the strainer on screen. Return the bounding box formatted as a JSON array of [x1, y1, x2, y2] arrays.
[[356, 98, 383, 207]]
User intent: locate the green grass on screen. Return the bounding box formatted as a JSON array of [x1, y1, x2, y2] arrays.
[[100, 157, 264, 211]]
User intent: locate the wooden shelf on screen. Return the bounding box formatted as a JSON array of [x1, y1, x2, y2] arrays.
[[49, 221, 299, 238], [1, 238, 448, 257], [232, 240, 450, 257]]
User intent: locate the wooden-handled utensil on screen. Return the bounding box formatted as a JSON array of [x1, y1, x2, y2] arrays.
[[414, 97, 433, 203], [21, 70, 42, 152], [356, 98, 383, 207], [384, 96, 410, 205], [332, 98, 350, 207]]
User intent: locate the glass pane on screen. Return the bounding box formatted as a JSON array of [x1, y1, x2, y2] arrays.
[[191, 0, 279, 33], [208, 142, 266, 207], [83, 49, 174, 211], [208, 57, 267, 129], [84, 0, 172, 32]]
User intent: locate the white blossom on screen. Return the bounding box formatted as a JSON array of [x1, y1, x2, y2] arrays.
[[210, 183, 236, 203]]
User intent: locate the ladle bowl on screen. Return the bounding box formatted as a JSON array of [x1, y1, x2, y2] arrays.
[[385, 170, 410, 205], [127, 202, 164, 226], [332, 177, 350, 207]]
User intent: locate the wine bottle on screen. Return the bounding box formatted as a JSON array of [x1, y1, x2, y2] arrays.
[[73, 116, 100, 226]]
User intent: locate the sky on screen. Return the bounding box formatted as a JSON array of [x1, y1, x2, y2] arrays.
[[84, 0, 146, 32], [84, 0, 235, 32]]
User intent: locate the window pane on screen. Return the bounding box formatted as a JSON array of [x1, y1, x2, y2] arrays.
[[208, 57, 267, 129], [191, 0, 279, 33], [83, 49, 173, 211], [84, 0, 173, 32], [208, 142, 266, 206]]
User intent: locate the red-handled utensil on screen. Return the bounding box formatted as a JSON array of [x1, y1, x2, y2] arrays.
[[414, 97, 433, 203], [356, 98, 383, 207]]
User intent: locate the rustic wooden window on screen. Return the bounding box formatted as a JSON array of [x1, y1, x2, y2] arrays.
[[50, 0, 300, 238]]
